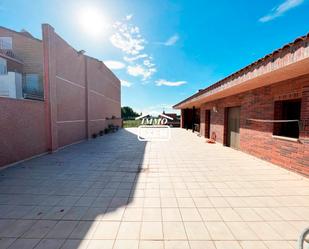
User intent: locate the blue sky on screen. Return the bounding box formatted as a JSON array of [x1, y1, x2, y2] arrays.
[[0, 0, 308, 114]]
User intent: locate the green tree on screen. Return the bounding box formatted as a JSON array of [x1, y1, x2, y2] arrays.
[[121, 106, 139, 120]]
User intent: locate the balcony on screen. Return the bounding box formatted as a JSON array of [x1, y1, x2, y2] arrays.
[[23, 74, 44, 101], [0, 39, 21, 62], [0, 72, 23, 98]]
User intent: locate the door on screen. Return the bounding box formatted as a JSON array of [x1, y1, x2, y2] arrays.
[[205, 110, 211, 138], [227, 107, 240, 149]]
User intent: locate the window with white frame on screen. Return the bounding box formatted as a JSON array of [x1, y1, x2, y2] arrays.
[[0, 57, 7, 75], [0, 37, 13, 49]]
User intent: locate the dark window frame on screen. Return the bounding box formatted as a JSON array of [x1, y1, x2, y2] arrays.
[[273, 98, 301, 139]]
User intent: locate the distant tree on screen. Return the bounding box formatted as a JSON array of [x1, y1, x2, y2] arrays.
[[121, 106, 139, 120]]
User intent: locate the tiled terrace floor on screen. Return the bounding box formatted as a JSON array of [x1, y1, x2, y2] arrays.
[[0, 128, 308, 249]]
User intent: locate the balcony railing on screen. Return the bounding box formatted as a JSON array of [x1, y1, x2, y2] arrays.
[[23, 74, 44, 101], [0, 39, 21, 61]]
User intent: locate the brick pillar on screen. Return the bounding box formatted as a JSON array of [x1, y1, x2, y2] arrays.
[[180, 109, 184, 128], [42, 24, 58, 152], [300, 86, 309, 142]]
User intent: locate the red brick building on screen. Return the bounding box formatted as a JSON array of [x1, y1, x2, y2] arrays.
[[174, 33, 309, 176], [0, 24, 121, 167]]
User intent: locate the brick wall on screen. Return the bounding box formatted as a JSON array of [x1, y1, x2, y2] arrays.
[[43, 24, 121, 150], [0, 27, 43, 77], [0, 97, 47, 166], [0, 24, 121, 167], [87, 56, 121, 136], [199, 74, 309, 175]]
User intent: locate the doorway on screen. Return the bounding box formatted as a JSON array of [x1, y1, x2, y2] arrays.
[[226, 106, 240, 149]]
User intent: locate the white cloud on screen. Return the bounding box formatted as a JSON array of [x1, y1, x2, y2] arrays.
[[120, 79, 132, 87], [127, 65, 156, 80], [110, 16, 157, 81], [126, 14, 133, 21], [139, 104, 180, 115], [110, 21, 145, 55], [110, 32, 145, 55], [259, 0, 304, 22], [164, 34, 179, 46], [123, 54, 148, 62], [126, 14, 133, 20], [104, 60, 126, 70], [155, 79, 187, 87]]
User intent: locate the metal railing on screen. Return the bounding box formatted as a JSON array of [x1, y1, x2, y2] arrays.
[[0, 39, 21, 61], [23, 74, 44, 101]]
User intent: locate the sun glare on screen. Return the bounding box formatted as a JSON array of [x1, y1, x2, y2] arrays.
[[78, 6, 108, 38]]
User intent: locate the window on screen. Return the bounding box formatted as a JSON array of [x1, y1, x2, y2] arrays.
[[0, 57, 7, 75], [273, 99, 301, 138], [0, 37, 12, 49], [23, 74, 44, 100]]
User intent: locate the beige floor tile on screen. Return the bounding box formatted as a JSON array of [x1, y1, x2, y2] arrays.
[[239, 241, 268, 249], [86, 239, 114, 249], [193, 198, 213, 207], [161, 197, 178, 207], [215, 241, 242, 249], [164, 240, 190, 249], [142, 208, 162, 221], [122, 208, 143, 221], [180, 208, 202, 221], [226, 222, 259, 240], [264, 240, 294, 249], [234, 208, 263, 221], [127, 198, 144, 208], [113, 240, 139, 249], [209, 197, 230, 207], [253, 208, 282, 221], [162, 208, 182, 221], [205, 222, 234, 240], [101, 208, 125, 221], [144, 198, 161, 207], [198, 208, 222, 221], [117, 222, 141, 239], [163, 221, 187, 240], [177, 198, 196, 207], [1, 128, 309, 248], [246, 222, 281, 240], [184, 222, 211, 240], [217, 208, 242, 221], [139, 240, 164, 249], [189, 240, 216, 249], [140, 222, 163, 240], [267, 221, 299, 240], [271, 207, 303, 220], [92, 221, 120, 239]]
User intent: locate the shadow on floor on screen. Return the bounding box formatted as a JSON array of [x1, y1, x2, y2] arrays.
[[0, 128, 147, 249]]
